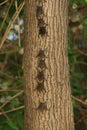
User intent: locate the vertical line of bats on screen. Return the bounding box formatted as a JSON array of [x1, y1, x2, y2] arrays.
[[36, 50, 47, 111], [36, 50, 47, 92], [36, 0, 48, 111], [36, 0, 47, 36]]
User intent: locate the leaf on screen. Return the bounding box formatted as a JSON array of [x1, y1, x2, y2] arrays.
[[6, 120, 19, 130], [70, 80, 81, 88], [83, 19, 87, 25], [72, 99, 76, 107], [72, 72, 85, 79], [14, 111, 24, 129], [84, 0, 87, 3]]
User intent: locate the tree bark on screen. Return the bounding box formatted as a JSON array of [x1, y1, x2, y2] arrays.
[[24, 0, 75, 130]]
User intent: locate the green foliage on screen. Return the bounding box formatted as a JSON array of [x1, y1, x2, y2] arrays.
[[84, 0, 87, 3], [6, 120, 19, 130], [68, 0, 87, 129], [72, 72, 85, 79]]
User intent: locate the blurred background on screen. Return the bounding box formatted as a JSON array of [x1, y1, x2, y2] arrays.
[[0, 0, 87, 130]]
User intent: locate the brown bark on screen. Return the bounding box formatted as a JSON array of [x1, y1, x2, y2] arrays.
[[24, 0, 75, 130]]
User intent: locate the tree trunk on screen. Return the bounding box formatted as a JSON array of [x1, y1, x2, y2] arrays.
[[24, 0, 75, 130]]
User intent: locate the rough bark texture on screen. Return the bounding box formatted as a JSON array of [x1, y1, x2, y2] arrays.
[[24, 0, 75, 130]]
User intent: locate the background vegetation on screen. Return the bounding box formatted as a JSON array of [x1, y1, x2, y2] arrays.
[[0, 0, 87, 130]]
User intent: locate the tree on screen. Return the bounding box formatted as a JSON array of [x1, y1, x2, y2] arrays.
[[24, 0, 75, 130]]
